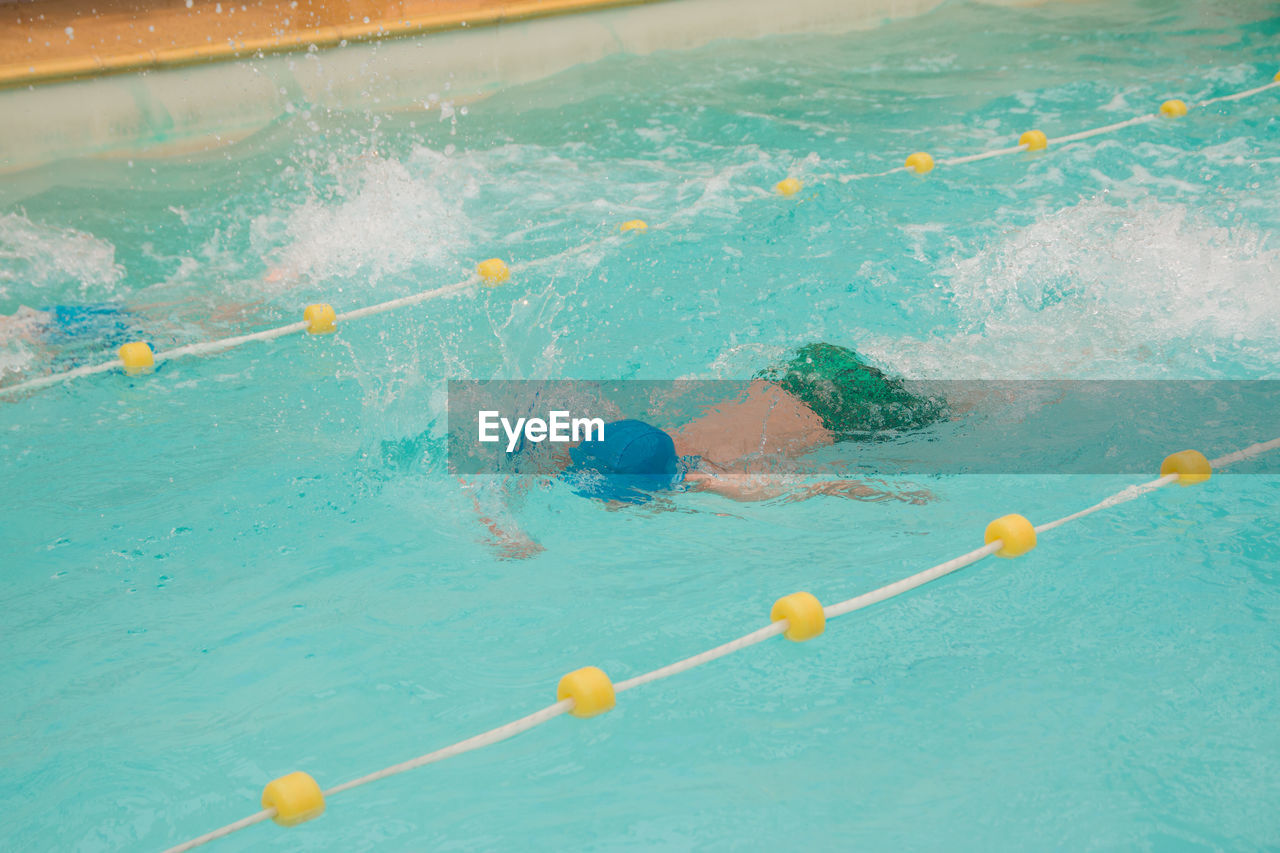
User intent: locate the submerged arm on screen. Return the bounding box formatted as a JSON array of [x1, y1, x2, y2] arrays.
[[685, 469, 932, 504], [459, 477, 546, 559]]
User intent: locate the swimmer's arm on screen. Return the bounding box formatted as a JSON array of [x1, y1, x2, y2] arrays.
[[478, 513, 546, 559], [786, 479, 935, 505], [459, 477, 545, 559], [682, 470, 791, 502], [685, 470, 932, 504]]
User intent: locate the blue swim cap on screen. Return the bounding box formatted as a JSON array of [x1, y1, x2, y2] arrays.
[[565, 419, 679, 503]]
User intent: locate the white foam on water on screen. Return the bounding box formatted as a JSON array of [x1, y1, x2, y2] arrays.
[[0, 307, 45, 383], [249, 152, 475, 294], [0, 212, 125, 307], [340, 140, 799, 400], [872, 195, 1280, 378]]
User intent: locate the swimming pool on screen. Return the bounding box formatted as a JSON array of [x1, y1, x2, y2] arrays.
[[2, 0, 1279, 849]]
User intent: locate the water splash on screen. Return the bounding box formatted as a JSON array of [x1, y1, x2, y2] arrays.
[[875, 195, 1280, 378], [0, 212, 125, 308], [249, 152, 474, 294]]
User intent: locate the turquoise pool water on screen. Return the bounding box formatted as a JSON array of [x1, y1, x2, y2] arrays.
[[2, 0, 1279, 849]]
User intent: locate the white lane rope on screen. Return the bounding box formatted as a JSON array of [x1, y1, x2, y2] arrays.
[[1208, 436, 1280, 468], [614, 622, 788, 693], [0, 275, 479, 399], [0, 231, 644, 400], [939, 143, 1029, 167], [163, 434, 1280, 852], [161, 810, 276, 853], [321, 700, 574, 797], [831, 75, 1277, 180], [1199, 79, 1280, 105], [1051, 113, 1160, 146]]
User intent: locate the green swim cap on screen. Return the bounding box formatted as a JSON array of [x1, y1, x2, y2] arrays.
[[757, 342, 947, 440]]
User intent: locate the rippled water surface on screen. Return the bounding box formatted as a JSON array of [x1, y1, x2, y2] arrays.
[[2, 0, 1279, 850]]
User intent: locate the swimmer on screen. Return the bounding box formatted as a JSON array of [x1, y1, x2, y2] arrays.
[[0, 294, 272, 388], [0, 303, 145, 385], [0, 304, 138, 345], [475, 343, 945, 556], [564, 343, 947, 504]]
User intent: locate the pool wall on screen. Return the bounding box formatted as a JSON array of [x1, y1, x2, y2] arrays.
[[0, 0, 1038, 171]]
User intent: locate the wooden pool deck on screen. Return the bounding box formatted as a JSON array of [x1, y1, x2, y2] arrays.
[[0, 0, 653, 88], [2, 0, 948, 171]]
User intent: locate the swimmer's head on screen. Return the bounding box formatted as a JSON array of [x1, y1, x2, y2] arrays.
[[566, 419, 679, 503]]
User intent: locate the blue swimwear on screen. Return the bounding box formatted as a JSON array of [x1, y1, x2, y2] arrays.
[[41, 304, 136, 347], [564, 419, 698, 504]]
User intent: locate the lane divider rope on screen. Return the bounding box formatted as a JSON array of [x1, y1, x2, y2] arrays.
[[0, 228, 636, 398], [2, 71, 1276, 400], [161, 438, 1279, 852], [820, 76, 1279, 180]]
